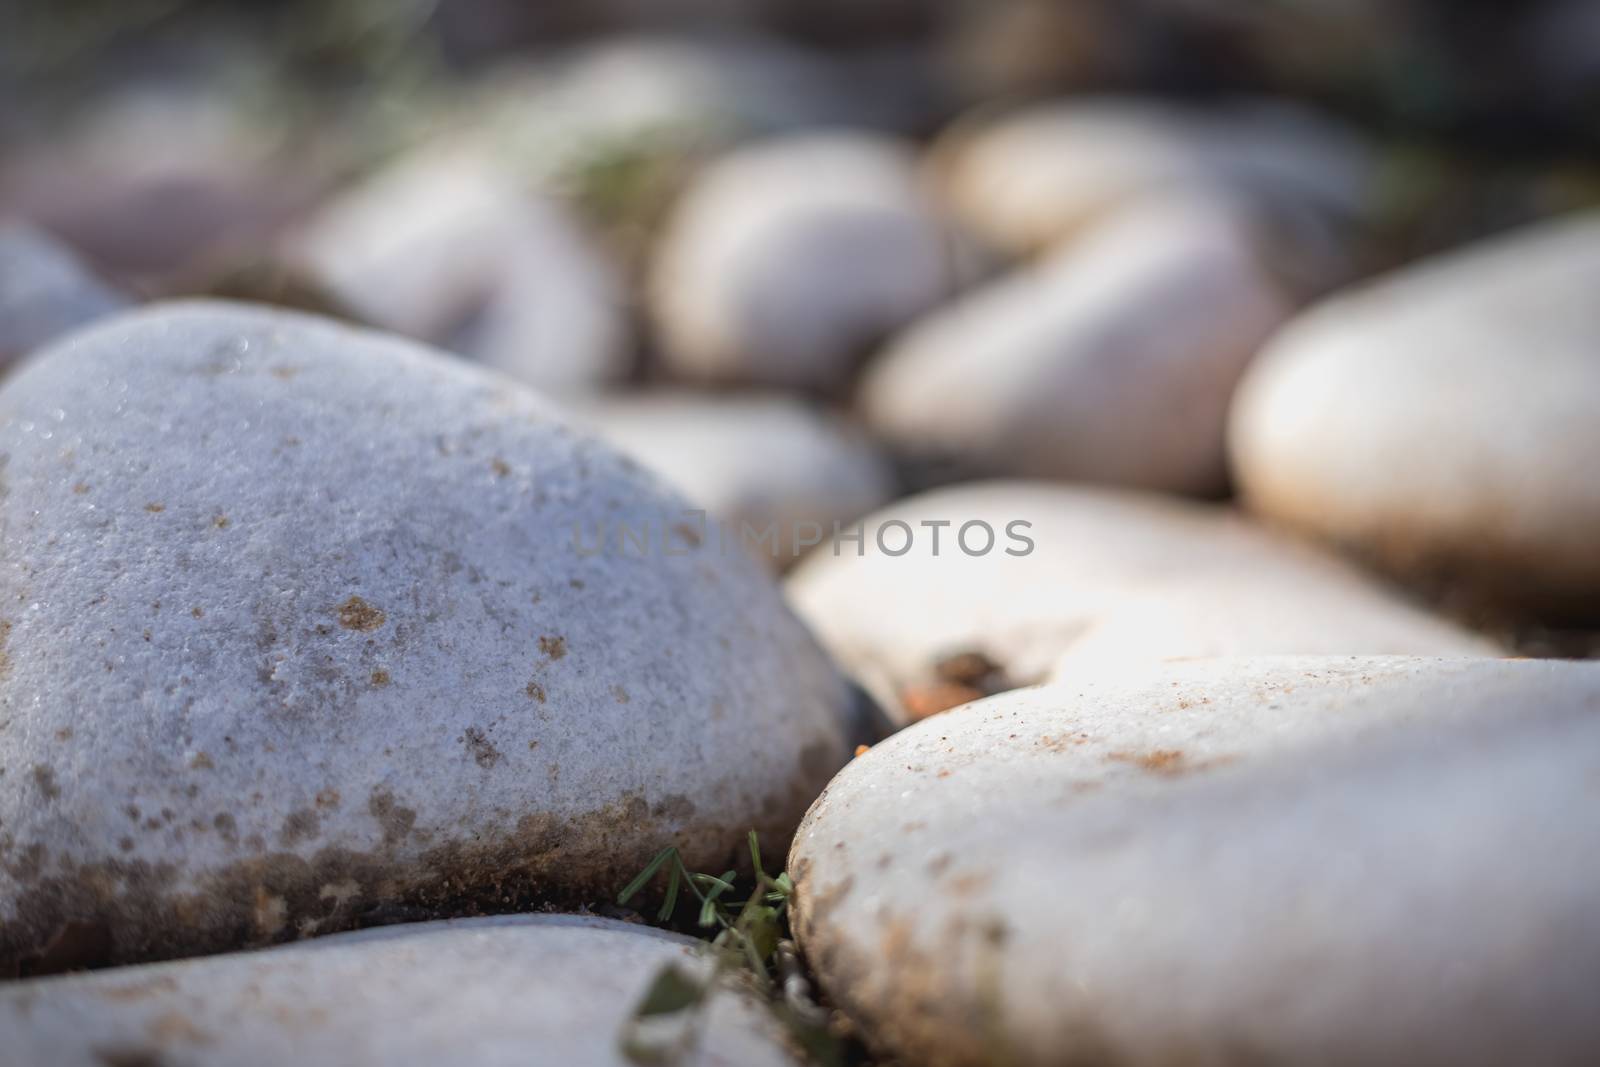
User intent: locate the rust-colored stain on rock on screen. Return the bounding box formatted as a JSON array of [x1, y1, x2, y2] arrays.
[[31, 765, 60, 800], [461, 727, 503, 769], [1107, 749, 1188, 775], [336, 596, 386, 632]]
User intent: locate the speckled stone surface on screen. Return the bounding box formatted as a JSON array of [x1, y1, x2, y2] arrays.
[[0, 914, 802, 1066], [0, 301, 852, 973], [791, 657, 1600, 1067]]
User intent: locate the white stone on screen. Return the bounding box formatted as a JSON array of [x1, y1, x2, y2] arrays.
[[0, 85, 330, 282], [791, 657, 1600, 1067], [287, 152, 627, 392], [1229, 211, 1600, 614], [574, 391, 896, 566], [0, 223, 127, 373], [860, 198, 1291, 493], [933, 97, 1376, 258], [0, 301, 851, 972], [651, 132, 961, 392], [1046, 569, 1493, 679], [0, 914, 800, 1067], [785, 483, 1494, 725]]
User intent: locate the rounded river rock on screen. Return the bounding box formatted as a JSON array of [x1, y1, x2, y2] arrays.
[[0, 301, 852, 973], [0, 914, 801, 1066], [791, 657, 1600, 1067]]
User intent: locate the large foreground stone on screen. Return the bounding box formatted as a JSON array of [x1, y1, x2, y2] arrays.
[[785, 483, 1493, 725], [1230, 211, 1600, 616], [791, 657, 1600, 1067], [0, 914, 800, 1066], [0, 301, 851, 973]]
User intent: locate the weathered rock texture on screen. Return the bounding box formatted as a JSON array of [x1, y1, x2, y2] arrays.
[[792, 657, 1600, 1067], [0, 301, 852, 973]]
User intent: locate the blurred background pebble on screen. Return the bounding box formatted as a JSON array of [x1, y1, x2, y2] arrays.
[[3, 0, 1598, 642]]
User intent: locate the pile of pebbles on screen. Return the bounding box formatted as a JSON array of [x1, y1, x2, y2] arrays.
[[3, 53, 1599, 1067]]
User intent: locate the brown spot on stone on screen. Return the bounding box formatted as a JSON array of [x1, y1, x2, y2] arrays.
[[369, 669, 391, 687], [0, 619, 12, 679], [611, 685, 630, 704], [525, 680, 546, 703], [212, 813, 238, 843], [461, 727, 502, 769], [148, 1010, 213, 1044], [278, 812, 321, 844], [32, 765, 60, 800], [337, 596, 386, 632], [948, 872, 994, 896], [144, 503, 165, 513], [212, 514, 230, 529], [191, 607, 204, 619], [55, 727, 73, 741], [367, 790, 416, 848], [269, 366, 299, 380], [118, 837, 135, 853], [188, 752, 214, 770], [98, 975, 180, 1001], [1107, 749, 1217, 776], [490, 457, 511, 477], [315, 789, 341, 809], [72, 482, 90, 495], [537, 635, 567, 660], [671, 522, 703, 547]]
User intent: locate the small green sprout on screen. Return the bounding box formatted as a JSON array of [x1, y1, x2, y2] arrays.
[[616, 831, 838, 1066]]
